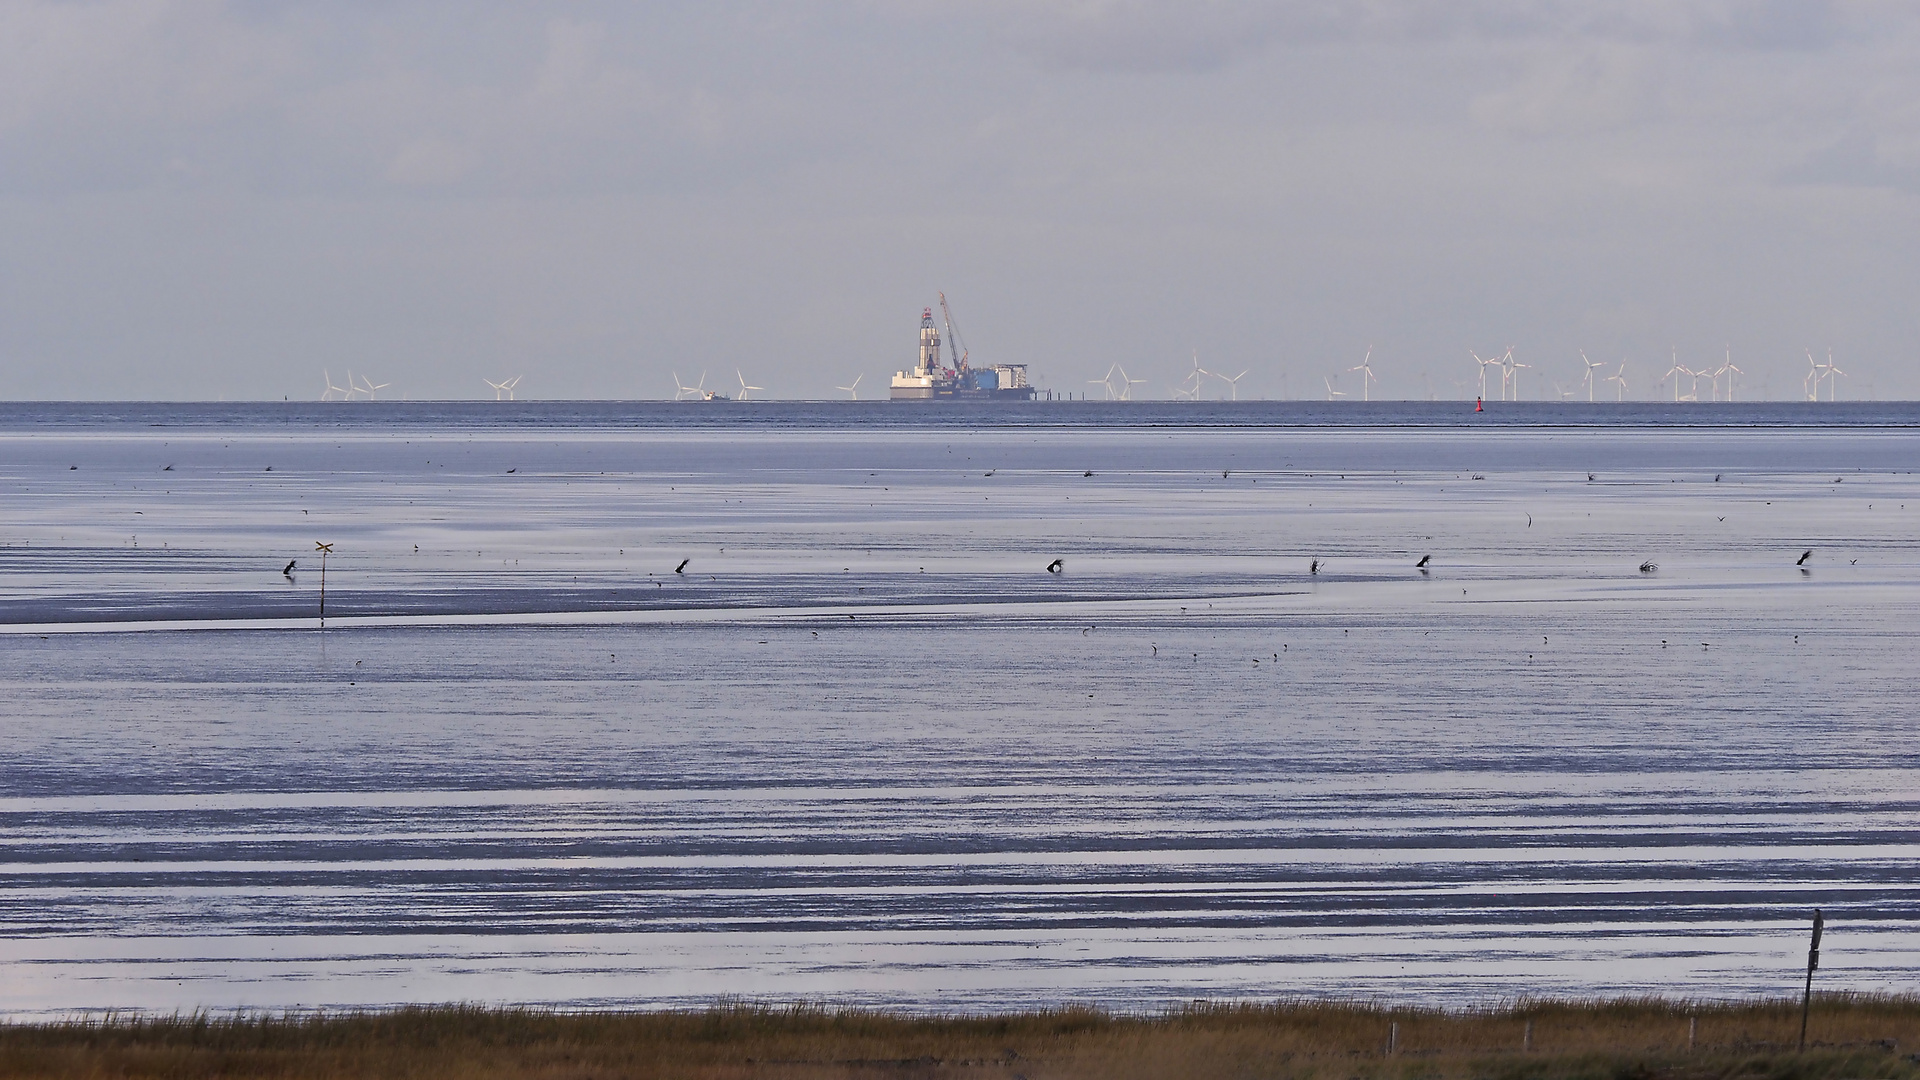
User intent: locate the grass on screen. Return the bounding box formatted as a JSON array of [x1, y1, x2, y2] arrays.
[[1, 995, 1916, 1079]]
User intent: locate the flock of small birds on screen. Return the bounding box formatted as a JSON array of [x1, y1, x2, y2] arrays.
[[275, 548, 1830, 582], [266, 464, 1841, 591]]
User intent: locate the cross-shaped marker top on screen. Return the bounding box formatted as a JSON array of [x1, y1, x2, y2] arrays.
[[315, 542, 333, 552]]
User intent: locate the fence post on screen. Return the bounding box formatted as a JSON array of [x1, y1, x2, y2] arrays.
[[1800, 909, 1823, 1052]]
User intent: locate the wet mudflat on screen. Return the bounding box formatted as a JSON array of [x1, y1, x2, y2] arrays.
[[2, 405, 1917, 1015]]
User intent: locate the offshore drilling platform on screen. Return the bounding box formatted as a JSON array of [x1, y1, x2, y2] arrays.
[[890, 294, 1034, 401]]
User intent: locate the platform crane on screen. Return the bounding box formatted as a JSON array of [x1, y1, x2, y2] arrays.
[[938, 292, 970, 376]]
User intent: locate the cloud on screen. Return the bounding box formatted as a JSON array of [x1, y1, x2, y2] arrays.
[[0, 0, 299, 189], [930, 0, 1866, 73], [3, 1, 1920, 399], [1470, 42, 1662, 137], [1781, 128, 1920, 191], [0, 0, 288, 133], [385, 137, 474, 187], [0, 3, 837, 196]]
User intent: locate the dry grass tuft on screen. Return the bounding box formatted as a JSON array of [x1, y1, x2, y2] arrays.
[[2, 994, 1917, 1079]]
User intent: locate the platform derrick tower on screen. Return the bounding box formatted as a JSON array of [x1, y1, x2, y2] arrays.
[[892, 308, 950, 399], [921, 309, 946, 380]]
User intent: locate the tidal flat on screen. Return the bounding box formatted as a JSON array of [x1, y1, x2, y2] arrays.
[[2, 403, 1918, 1016]]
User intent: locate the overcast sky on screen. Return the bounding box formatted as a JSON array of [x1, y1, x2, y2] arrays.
[[3, 1, 1918, 401]]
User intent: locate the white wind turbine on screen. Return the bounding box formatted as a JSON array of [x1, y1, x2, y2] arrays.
[[1499, 350, 1528, 401], [1820, 350, 1845, 401], [1471, 352, 1500, 400], [1090, 364, 1122, 400], [485, 375, 522, 401], [736, 370, 764, 401], [321, 369, 350, 401], [1349, 349, 1377, 402], [1665, 349, 1694, 402], [355, 373, 391, 400], [1324, 375, 1347, 400], [1214, 368, 1249, 401], [673, 371, 706, 401], [1580, 351, 1608, 402], [1120, 366, 1148, 400], [1606, 362, 1628, 401], [1803, 352, 1822, 401], [1172, 350, 1209, 400], [343, 370, 366, 400], [836, 373, 862, 400], [1714, 347, 1743, 402]]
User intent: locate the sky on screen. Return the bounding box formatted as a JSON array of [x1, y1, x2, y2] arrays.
[[3, 0, 1919, 401]]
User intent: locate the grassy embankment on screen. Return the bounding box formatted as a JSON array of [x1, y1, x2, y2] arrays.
[[2, 996, 1917, 1079]]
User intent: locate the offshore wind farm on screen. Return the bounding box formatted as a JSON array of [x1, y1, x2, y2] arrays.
[[302, 300, 1879, 407]]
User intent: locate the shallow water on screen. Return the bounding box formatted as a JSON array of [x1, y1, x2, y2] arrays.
[[2, 405, 1918, 1016]]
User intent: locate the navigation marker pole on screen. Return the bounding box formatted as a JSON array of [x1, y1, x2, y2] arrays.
[[315, 541, 333, 628], [1800, 908, 1823, 1052]]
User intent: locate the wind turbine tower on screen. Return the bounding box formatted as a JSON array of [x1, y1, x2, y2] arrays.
[[1716, 347, 1743, 402], [1820, 350, 1845, 401], [1665, 349, 1694, 402], [1606, 362, 1628, 402], [1499, 350, 1527, 401], [1471, 352, 1499, 400], [1216, 369, 1249, 401], [1349, 349, 1377, 402], [1580, 352, 1607, 402]]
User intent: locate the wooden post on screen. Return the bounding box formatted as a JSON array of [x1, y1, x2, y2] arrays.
[[1388, 1021, 1397, 1056], [315, 541, 333, 628], [1688, 1016, 1696, 1052], [1523, 1019, 1532, 1052], [1800, 908, 1823, 1052]]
